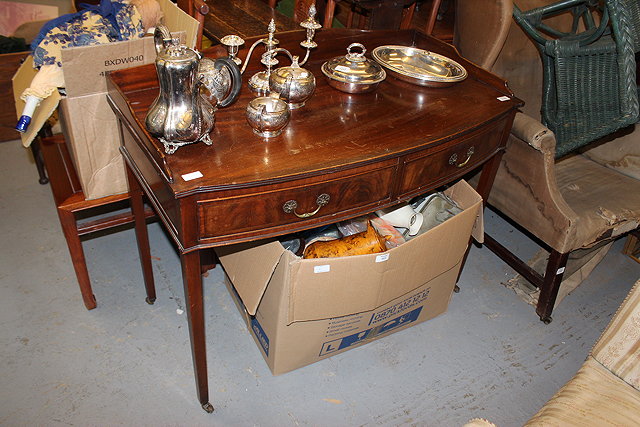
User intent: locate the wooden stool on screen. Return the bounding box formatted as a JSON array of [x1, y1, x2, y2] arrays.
[[39, 132, 154, 309]]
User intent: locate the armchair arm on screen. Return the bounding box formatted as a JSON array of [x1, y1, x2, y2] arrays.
[[511, 111, 557, 153], [487, 113, 578, 252]]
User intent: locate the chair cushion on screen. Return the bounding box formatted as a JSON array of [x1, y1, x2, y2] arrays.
[[525, 356, 640, 426], [582, 128, 640, 181], [592, 280, 640, 392], [556, 154, 640, 250]]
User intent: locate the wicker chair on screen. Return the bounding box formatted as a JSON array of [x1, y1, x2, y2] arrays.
[[480, 0, 640, 323], [512, 0, 640, 157]]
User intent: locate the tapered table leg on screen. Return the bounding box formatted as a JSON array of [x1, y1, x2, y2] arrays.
[[456, 151, 506, 290], [125, 164, 157, 304], [180, 250, 213, 413]]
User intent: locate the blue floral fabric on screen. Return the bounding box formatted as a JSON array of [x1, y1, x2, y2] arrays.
[[32, 0, 144, 68]]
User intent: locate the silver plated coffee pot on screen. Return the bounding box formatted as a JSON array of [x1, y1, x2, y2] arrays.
[[145, 25, 242, 154]]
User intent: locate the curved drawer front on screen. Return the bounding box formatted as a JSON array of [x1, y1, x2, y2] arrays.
[[197, 164, 396, 241], [398, 119, 505, 198]]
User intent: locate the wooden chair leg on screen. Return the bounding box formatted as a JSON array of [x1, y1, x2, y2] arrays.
[[57, 207, 97, 310], [424, 0, 443, 35], [400, 2, 416, 30], [535, 250, 570, 324], [347, 7, 355, 28], [484, 232, 571, 324], [623, 230, 640, 263], [324, 0, 336, 28], [31, 140, 49, 185]]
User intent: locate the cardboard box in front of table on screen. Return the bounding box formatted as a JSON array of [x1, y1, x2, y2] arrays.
[[216, 180, 484, 375], [12, 0, 199, 199]]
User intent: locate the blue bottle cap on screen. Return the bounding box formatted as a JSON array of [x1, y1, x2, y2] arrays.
[[15, 115, 32, 133]]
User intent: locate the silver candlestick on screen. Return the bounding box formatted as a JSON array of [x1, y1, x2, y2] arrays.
[[220, 5, 321, 95], [299, 4, 322, 66], [247, 20, 280, 95], [220, 34, 244, 66]]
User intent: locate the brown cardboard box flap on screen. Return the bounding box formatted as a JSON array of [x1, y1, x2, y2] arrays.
[[288, 180, 482, 322], [161, 0, 200, 49], [216, 240, 286, 315], [447, 179, 485, 243], [12, 56, 61, 147]]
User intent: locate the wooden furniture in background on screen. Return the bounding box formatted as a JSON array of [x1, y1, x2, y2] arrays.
[[424, 0, 444, 34], [321, 0, 418, 30], [319, 0, 443, 32], [175, 0, 210, 49], [107, 28, 521, 412], [200, 0, 298, 43], [0, 51, 29, 142], [39, 132, 154, 310]]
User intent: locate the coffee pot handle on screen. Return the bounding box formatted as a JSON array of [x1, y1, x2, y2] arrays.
[[153, 25, 172, 54], [214, 57, 242, 108]]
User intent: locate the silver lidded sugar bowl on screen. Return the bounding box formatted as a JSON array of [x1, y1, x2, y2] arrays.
[[269, 55, 316, 109]]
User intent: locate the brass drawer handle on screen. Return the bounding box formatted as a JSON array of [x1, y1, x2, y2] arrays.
[[449, 146, 475, 168], [283, 193, 330, 218]]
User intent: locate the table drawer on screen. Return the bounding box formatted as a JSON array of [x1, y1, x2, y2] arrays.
[[398, 120, 504, 197], [197, 164, 396, 240]]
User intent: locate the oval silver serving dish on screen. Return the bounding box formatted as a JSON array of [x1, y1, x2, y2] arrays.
[[371, 45, 467, 87]]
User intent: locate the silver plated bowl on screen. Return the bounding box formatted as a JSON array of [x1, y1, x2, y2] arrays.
[[246, 95, 291, 138], [371, 45, 467, 87]]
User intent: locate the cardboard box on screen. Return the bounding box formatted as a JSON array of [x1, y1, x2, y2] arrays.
[[12, 0, 199, 199], [217, 180, 484, 374]]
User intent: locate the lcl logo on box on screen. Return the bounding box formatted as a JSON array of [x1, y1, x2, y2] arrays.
[[319, 306, 423, 356]]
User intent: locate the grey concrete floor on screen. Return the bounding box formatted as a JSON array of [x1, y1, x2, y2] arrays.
[[1, 139, 639, 426]]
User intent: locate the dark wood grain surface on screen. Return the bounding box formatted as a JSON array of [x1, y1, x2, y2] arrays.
[[109, 29, 518, 198]]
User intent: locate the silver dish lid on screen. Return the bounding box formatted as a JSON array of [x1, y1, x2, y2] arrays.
[[321, 43, 386, 85], [272, 56, 314, 81]]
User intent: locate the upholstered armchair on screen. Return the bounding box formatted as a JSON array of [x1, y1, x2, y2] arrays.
[[526, 278, 640, 425], [465, 279, 640, 426], [477, 0, 640, 323]]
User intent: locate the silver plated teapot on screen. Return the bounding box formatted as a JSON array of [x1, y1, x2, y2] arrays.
[[145, 25, 242, 154]]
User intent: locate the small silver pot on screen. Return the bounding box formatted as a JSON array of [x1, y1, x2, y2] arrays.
[[321, 43, 386, 94], [246, 94, 291, 138]]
